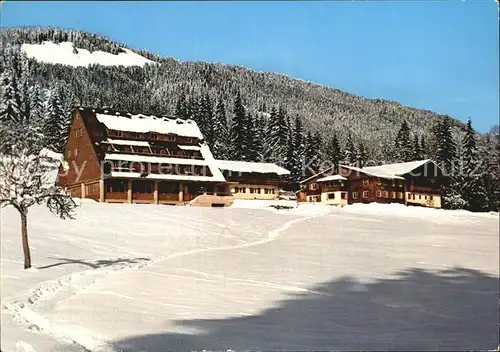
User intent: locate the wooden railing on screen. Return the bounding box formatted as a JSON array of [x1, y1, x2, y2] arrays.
[[183, 194, 195, 202], [106, 191, 127, 200], [159, 193, 179, 201], [408, 185, 440, 194], [132, 193, 154, 201]]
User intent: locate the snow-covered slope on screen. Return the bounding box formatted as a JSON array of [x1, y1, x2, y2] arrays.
[[1, 201, 498, 351], [21, 41, 154, 67]]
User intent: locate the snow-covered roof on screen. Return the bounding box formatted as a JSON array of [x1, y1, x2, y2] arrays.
[[105, 153, 209, 167], [21, 41, 154, 68], [300, 160, 437, 184], [110, 171, 223, 183], [95, 113, 203, 139], [216, 160, 290, 175], [363, 159, 433, 176], [178, 145, 201, 151], [316, 175, 347, 182], [104, 139, 150, 147], [340, 164, 404, 180]]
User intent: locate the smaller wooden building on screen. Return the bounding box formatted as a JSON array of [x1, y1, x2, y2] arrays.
[[216, 160, 290, 200], [298, 160, 443, 208]]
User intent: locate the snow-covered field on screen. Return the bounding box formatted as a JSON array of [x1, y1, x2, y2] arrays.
[[1, 200, 498, 351], [21, 42, 154, 68]]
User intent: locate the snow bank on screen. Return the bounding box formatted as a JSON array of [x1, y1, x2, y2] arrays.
[[216, 159, 290, 175], [231, 199, 330, 216], [342, 202, 499, 221], [21, 41, 154, 68], [95, 112, 203, 139]]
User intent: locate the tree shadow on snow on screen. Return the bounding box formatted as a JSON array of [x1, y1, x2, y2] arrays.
[[108, 267, 499, 351], [38, 257, 150, 270]]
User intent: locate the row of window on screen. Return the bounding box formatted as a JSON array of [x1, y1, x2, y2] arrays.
[[107, 130, 196, 144], [351, 191, 405, 200], [408, 193, 434, 201], [233, 187, 276, 194], [110, 161, 213, 177], [106, 144, 202, 159], [310, 178, 404, 190], [327, 192, 347, 200]]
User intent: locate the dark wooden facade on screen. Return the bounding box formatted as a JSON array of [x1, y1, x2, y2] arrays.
[[299, 162, 442, 208], [58, 107, 227, 204]]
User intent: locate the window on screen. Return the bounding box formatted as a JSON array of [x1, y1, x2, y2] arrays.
[[106, 181, 126, 193], [250, 188, 256, 194], [362, 179, 369, 186], [234, 187, 246, 193], [362, 191, 370, 198], [412, 194, 416, 200], [430, 195, 434, 201], [328, 193, 335, 199], [383, 191, 389, 198], [341, 192, 346, 199], [352, 192, 359, 199], [166, 135, 176, 142], [264, 188, 274, 194], [86, 183, 99, 195], [419, 194, 422, 200], [376, 190, 382, 197], [310, 183, 318, 190]]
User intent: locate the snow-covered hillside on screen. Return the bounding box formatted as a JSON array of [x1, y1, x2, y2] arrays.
[[1, 201, 498, 351], [21, 41, 154, 67]]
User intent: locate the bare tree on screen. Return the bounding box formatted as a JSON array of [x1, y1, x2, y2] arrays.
[[0, 149, 76, 269]]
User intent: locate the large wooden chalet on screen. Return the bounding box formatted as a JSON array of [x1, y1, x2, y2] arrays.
[[298, 160, 444, 208], [58, 107, 289, 205]]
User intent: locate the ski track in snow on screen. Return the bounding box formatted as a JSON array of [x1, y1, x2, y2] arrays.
[[3, 209, 328, 352]]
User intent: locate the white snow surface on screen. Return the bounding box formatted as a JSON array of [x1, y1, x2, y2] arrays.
[[1, 201, 498, 351], [95, 113, 203, 139], [316, 174, 347, 182], [104, 139, 150, 147], [216, 159, 290, 175], [21, 41, 154, 68], [363, 159, 434, 176]]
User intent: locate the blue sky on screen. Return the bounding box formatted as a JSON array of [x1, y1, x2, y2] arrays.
[[1, 1, 498, 131]]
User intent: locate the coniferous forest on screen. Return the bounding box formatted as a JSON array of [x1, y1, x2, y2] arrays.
[[1, 27, 498, 211]]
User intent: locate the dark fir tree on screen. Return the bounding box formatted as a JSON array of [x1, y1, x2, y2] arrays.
[[344, 133, 356, 166], [232, 91, 246, 160], [356, 142, 368, 168], [323, 133, 342, 168], [435, 116, 464, 209], [461, 118, 487, 211], [304, 131, 321, 177], [413, 134, 424, 160], [394, 121, 413, 162]]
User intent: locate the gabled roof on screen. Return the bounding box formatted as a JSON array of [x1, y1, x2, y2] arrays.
[[78, 107, 203, 139], [316, 175, 347, 182], [362, 159, 433, 176], [341, 164, 404, 180], [216, 160, 290, 175], [300, 159, 438, 184]]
